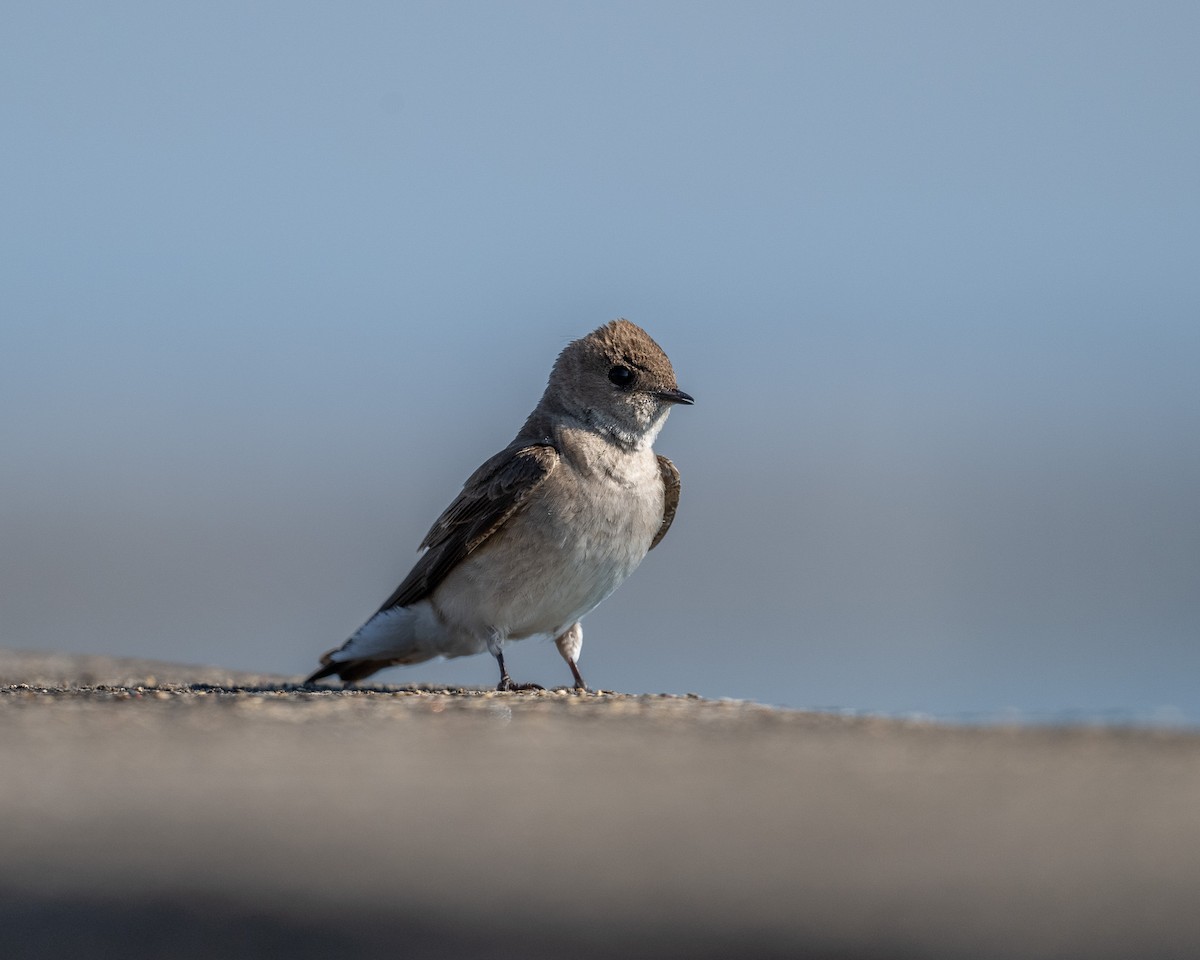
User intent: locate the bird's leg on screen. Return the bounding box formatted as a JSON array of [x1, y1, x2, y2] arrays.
[[553, 623, 588, 692], [488, 628, 543, 692], [565, 657, 587, 692], [493, 649, 544, 692]]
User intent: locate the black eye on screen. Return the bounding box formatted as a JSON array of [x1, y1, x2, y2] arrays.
[[607, 365, 635, 388]]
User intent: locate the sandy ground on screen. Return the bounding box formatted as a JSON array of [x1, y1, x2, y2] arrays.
[[3, 649, 1199, 960]]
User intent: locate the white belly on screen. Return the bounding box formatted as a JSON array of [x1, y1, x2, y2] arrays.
[[430, 449, 664, 642]]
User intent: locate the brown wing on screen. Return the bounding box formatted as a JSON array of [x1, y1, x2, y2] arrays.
[[377, 443, 559, 611], [649, 454, 681, 550]]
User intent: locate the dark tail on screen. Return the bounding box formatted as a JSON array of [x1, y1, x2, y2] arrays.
[[303, 660, 342, 684], [303, 653, 394, 685]]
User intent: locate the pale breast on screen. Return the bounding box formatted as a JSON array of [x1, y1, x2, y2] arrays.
[[431, 443, 664, 640]]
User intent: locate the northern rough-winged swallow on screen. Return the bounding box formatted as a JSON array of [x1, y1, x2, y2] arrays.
[[304, 319, 693, 692]]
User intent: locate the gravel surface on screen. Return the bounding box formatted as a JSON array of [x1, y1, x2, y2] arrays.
[[3, 649, 1200, 960]]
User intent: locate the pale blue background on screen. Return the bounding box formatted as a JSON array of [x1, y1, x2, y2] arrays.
[[4, 2, 1197, 722]]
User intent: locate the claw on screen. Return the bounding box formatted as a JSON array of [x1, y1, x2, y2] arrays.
[[496, 677, 545, 692], [494, 650, 543, 691]]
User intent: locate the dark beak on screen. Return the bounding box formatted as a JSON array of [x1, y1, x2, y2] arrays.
[[655, 388, 695, 406]]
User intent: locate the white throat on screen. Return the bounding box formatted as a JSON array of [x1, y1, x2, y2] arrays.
[[578, 405, 670, 452]]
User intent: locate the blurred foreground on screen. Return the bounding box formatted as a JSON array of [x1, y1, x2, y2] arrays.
[[3, 649, 1199, 960]]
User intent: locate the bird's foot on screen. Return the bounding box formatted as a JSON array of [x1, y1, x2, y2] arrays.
[[496, 677, 545, 692], [493, 649, 544, 691]]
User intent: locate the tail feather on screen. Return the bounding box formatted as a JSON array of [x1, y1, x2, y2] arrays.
[[303, 603, 447, 685], [304, 650, 401, 685], [302, 604, 429, 686], [302, 651, 344, 685]]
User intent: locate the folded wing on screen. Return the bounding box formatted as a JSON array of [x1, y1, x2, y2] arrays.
[[377, 443, 560, 610]]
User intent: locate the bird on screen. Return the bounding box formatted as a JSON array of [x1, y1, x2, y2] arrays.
[[304, 318, 693, 692]]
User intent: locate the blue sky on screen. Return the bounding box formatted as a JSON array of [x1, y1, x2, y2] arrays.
[[3, 2, 1198, 721]]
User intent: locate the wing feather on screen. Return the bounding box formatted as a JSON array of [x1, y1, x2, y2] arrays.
[[649, 455, 681, 550], [377, 443, 559, 610]]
